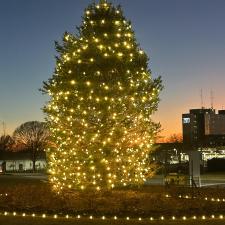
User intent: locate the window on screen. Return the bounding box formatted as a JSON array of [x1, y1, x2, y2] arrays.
[[183, 118, 190, 124]]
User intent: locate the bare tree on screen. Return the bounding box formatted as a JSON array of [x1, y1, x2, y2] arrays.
[[166, 133, 183, 143], [13, 121, 50, 172]]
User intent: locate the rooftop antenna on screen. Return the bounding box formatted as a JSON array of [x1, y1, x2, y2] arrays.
[[200, 89, 204, 109], [210, 89, 214, 109]]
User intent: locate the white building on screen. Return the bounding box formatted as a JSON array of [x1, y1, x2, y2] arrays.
[[0, 152, 46, 172]]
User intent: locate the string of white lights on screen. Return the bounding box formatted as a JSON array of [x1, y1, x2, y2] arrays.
[[1, 192, 225, 221], [2, 192, 225, 202], [165, 194, 225, 202], [0, 211, 224, 221]]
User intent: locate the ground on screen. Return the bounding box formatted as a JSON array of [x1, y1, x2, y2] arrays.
[[0, 173, 225, 225], [0, 216, 225, 225]]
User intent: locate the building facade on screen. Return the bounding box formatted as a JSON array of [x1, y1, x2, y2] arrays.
[[0, 152, 46, 172], [182, 108, 225, 148]]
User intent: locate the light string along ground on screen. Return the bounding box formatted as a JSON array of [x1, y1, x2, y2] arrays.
[[1, 192, 225, 221], [0, 211, 224, 221], [165, 194, 225, 202]]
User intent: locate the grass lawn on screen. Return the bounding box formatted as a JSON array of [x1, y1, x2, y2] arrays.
[[0, 216, 225, 225], [1, 174, 225, 218]]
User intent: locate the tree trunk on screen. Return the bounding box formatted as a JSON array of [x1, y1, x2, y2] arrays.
[[32, 145, 36, 173], [32, 159, 36, 172]]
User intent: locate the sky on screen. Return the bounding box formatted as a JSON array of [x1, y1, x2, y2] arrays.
[[0, 0, 225, 138]]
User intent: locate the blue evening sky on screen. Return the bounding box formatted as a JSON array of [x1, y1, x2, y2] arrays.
[[0, 0, 225, 137]]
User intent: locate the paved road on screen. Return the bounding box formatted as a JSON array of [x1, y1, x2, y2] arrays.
[[0, 173, 225, 187], [0, 173, 48, 186], [146, 174, 225, 187]]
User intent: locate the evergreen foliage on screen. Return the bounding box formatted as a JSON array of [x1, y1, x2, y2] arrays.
[[42, 0, 162, 191]]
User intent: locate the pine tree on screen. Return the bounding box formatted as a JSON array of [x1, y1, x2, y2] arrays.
[[42, 0, 162, 192]]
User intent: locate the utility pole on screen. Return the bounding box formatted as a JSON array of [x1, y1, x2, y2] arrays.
[[210, 89, 214, 109], [200, 89, 204, 109]]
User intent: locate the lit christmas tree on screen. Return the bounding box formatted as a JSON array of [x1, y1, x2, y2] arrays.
[[42, 0, 162, 192]]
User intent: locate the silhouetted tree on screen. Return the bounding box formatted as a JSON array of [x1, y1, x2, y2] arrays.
[[166, 133, 183, 143], [0, 135, 12, 151], [13, 121, 50, 172]]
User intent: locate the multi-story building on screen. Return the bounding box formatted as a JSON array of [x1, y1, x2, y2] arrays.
[[182, 108, 225, 148]]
